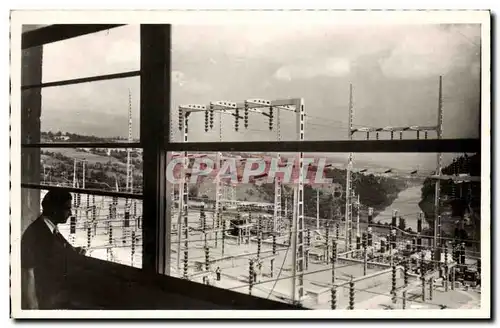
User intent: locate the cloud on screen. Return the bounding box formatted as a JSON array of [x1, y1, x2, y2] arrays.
[[172, 70, 212, 93], [379, 25, 480, 79], [274, 57, 350, 81]]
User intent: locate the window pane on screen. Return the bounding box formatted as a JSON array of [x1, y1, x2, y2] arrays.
[[169, 24, 481, 142], [22, 147, 143, 194], [21, 76, 140, 144], [23, 187, 143, 269], [165, 151, 481, 308], [40, 25, 139, 83]]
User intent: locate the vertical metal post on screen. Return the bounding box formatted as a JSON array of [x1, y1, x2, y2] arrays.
[[434, 75, 444, 265], [345, 83, 353, 253], [316, 189, 320, 230], [421, 251, 426, 301], [291, 98, 305, 304], [356, 194, 360, 237]]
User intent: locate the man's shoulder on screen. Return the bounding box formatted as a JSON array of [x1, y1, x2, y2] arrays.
[[22, 217, 48, 243]]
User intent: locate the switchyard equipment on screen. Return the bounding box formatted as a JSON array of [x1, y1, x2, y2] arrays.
[[177, 97, 307, 304]]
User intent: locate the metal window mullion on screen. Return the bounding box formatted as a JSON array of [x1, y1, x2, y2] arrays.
[[140, 24, 171, 275]]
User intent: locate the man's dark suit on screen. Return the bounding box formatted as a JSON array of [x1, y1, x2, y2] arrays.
[[21, 216, 79, 309]]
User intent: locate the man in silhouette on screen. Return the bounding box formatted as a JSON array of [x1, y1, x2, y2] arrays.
[[21, 190, 85, 309]]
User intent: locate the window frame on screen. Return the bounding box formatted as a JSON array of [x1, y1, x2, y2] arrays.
[[20, 23, 482, 308]]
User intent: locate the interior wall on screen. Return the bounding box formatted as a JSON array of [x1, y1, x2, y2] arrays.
[[20, 29, 43, 233]]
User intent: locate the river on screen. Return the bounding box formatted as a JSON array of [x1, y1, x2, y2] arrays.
[[374, 184, 429, 231]]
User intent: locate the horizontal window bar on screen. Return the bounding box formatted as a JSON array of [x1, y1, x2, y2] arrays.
[[21, 142, 142, 149], [21, 183, 143, 200], [22, 24, 125, 49], [21, 70, 141, 90], [165, 138, 481, 153]]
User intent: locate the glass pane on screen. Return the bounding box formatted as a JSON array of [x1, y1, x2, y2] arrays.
[[21, 76, 140, 144], [23, 187, 143, 268], [165, 151, 482, 309], [40, 25, 140, 83], [170, 24, 481, 142], [22, 147, 143, 194]]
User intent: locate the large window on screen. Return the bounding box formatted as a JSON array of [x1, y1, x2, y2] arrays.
[[21, 25, 143, 268], [18, 22, 486, 313], [164, 23, 483, 310]]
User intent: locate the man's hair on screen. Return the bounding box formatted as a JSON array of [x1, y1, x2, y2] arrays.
[[41, 190, 72, 212]]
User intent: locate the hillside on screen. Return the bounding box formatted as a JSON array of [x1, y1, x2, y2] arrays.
[[41, 132, 409, 218], [418, 153, 481, 243]]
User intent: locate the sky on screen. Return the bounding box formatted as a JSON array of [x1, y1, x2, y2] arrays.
[[34, 23, 481, 170]]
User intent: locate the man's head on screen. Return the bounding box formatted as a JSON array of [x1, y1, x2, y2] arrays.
[[41, 190, 72, 224]]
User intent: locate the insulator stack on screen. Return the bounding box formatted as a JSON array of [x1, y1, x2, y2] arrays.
[[424, 131, 428, 139], [257, 232, 262, 260], [368, 207, 373, 226], [331, 247, 337, 309], [362, 232, 367, 248], [108, 221, 113, 245], [348, 278, 355, 310], [453, 244, 459, 263], [380, 239, 386, 253], [77, 193, 81, 207], [205, 246, 210, 271], [399, 131, 403, 140], [390, 131, 394, 140], [221, 219, 226, 257], [209, 108, 214, 129], [335, 222, 339, 240], [391, 264, 397, 303], [244, 102, 249, 129], [367, 227, 373, 247], [183, 249, 189, 279], [124, 211, 130, 228], [420, 250, 425, 275], [204, 110, 209, 132], [178, 109, 183, 131], [306, 229, 311, 247], [70, 216, 76, 234], [234, 108, 239, 132], [356, 235, 361, 250], [391, 210, 398, 228], [399, 217, 406, 230], [325, 224, 330, 261], [390, 229, 397, 250], [133, 201, 137, 217], [366, 131, 369, 140], [268, 107, 274, 130], [460, 242, 466, 265], [87, 224, 91, 249], [331, 287, 337, 310], [332, 241, 337, 261], [272, 233, 277, 255], [376, 132, 379, 140], [249, 259, 255, 295]]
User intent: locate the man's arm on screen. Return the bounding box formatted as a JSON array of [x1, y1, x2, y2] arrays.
[[21, 268, 38, 309]]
